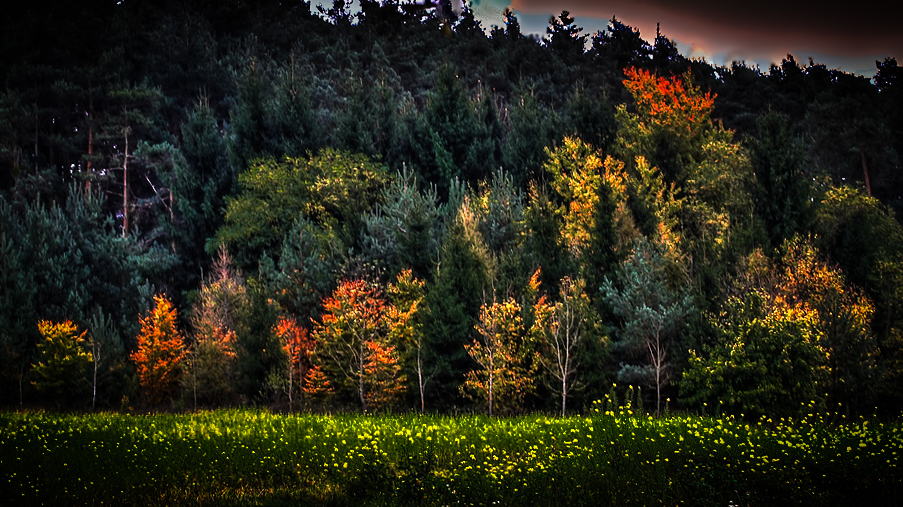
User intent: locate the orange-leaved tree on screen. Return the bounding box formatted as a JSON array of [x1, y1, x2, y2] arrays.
[[312, 279, 405, 412], [277, 316, 314, 412], [622, 67, 714, 139], [131, 295, 187, 406]]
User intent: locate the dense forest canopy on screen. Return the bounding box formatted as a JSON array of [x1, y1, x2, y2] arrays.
[[1, 0, 901, 417]]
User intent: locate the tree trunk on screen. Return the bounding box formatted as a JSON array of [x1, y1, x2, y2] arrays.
[[487, 348, 494, 417], [91, 344, 99, 411], [33, 106, 38, 174], [122, 128, 130, 237], [287, 356, 294, 414], [417, 347, 425, 413], [359, 344, 367, 413], [861, 150, 872, 197], [561, 377, 567, 417], [488, 368, 493, 417]]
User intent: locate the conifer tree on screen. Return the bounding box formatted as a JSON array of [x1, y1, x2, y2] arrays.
[[424, 199, 494, 407], [602, 239, 693, 415]]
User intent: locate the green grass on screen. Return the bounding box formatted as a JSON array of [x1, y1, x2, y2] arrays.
[[1, 406, 900, 506]]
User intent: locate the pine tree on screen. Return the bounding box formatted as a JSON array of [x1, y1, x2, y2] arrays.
[[601, 239, 693, 415]]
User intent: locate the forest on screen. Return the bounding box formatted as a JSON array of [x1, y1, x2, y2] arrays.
[[1, 0, 902, 418]]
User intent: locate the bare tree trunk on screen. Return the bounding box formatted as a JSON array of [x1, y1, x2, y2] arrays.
[[561, 377, 567, 417], [287, 356, 294, 414], [359, 343, 367, 413], [122, 128, 130, 237], [417, 347, 424, 414], [488, 368, 493, 417], [861, 151, 872, 197], [193, 358, 197, 412], [91, 341, 101, 411], [17, 356, 25, 407], [33, 105, 38, 174]]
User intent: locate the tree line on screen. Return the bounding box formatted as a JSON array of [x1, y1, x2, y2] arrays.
[[1, 0, 902, 417]]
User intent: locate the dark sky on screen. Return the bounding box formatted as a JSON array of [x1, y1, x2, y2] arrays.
[[469, 0, 901, 77]]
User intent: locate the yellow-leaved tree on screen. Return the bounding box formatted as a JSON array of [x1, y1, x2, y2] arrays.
[[32, 320, 92, 403], [463, 292, 537, 416]]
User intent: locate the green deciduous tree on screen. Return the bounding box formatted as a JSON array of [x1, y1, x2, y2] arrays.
[[216, 149, 389, 269], [387, 269, 429, 413], [681, 291, 826, 418]]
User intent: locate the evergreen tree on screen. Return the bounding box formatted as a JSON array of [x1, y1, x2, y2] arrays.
[[602, 239, 693, 415], [423, 204, 493, 410], [360, 168, 443, 280], [747, 112, 812, 248], [545, 11, 586, 65], [502, 90, 561, 187], [166, 97, 234, 286]]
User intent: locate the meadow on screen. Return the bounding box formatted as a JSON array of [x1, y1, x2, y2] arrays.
[[1, 403, 900, 506]]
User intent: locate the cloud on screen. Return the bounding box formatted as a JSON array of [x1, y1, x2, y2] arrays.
[[498, 0, 900, 75]]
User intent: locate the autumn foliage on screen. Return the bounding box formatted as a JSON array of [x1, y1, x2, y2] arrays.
[[622, 67, 715, 137], [32, 320, 93, 399], [312, 278, 405, 412], [276, 317, 314, 411], [131, 295, 187, 405], [464, 295, 535, 416]]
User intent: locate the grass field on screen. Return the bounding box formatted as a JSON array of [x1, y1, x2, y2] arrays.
[[1, 404, 900, 506]]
